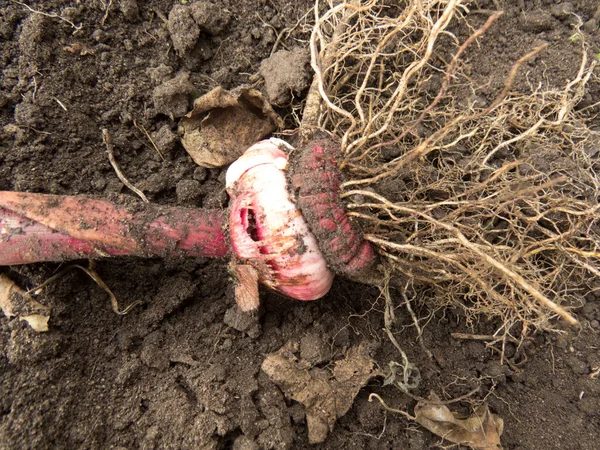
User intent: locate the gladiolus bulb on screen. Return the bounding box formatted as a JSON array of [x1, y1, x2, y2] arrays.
[[226, 138, 334, 309]]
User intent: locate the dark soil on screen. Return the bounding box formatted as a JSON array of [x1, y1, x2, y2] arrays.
[[1, 1, 600, 449]]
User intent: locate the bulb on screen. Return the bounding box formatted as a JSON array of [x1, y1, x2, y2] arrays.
[[227, 138, 334, 308]]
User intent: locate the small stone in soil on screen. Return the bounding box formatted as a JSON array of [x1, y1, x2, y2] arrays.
[[583, 19, 598, 33]]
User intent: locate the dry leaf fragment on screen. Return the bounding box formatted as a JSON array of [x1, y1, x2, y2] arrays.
[[21, 314, 50, 332], [415, 393, 504, 449], [179, 86, 284, 168], [261, 342, 381, 444], [229, 262, 260, 312], [63, 42, 95, 56], [0, 274, 50, 332]]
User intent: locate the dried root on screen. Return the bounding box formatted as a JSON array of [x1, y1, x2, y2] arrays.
[[309, 0, 600, 332]]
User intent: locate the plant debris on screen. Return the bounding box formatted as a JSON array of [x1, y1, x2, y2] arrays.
[[261, 341, 381, 444], [414, 393, 504, 449], [229, 263, 260, 312], [179, 86, 283, 168], [0, 274, 49, 332]]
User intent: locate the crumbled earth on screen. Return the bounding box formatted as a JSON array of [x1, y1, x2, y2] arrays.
[[259, 48, 311, 106], [1, 1, 600, 449]]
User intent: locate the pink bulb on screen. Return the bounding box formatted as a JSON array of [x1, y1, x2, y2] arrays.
[[227, 139, 334, 302]]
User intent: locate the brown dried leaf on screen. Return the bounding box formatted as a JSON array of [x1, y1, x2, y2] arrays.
[[415, 393, 504, 449], [0, 274, 50, 332], [21, 314, 49, 332], [179, 86, 284, 168], [262, 342, 380, 444], [230, 262, 260, 312], [63, 42, 95, 56]]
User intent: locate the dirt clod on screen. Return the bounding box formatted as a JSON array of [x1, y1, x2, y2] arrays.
[[13, 101, 42, 128], [223, 305, 261, 338], [18, 14, 51, 61], [300, 331, 331, 365], [550, 2, 575, 20], [519, 11, 554, 32], [119, 0, 139, 23], [232, 435, 259, 450], [190, 1, 231, 36], [259, 48, 311, 106], [168, 5, 200, 56], [176, 179, 202, 204], [146, 64, 174, 86], [140, 331, 169, 370], [168, 1, 230, 57], [151, 124, 178, 155], [152, 71, 196, 120]]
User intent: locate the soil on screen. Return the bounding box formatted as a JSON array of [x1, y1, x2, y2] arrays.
[[1, 1, 600, 449]]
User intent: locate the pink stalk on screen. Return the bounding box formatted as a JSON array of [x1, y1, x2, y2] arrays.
[[0, 207, 127, 265], [0, 192, 229, 265]]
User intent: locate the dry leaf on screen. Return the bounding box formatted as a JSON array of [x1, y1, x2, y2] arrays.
[[179, 86, 284, 168], [229, 262, 260, 311], [0, 274, 50, 332], [21, 314, 50, 332], [262, 342, 381, 444], [415, 393, 504, 449], [63, 42, 95, 56]]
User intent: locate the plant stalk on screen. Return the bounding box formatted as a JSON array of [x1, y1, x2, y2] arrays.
[[0, 191, 229, 265]]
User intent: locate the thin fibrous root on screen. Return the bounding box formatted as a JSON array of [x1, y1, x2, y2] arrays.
[[29, 260, 142, 315], [308, 0, 598, 330]]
